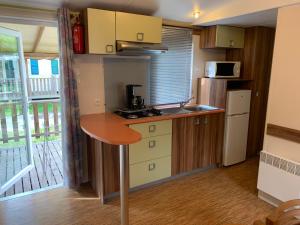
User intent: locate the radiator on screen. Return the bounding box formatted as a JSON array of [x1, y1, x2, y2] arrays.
[[257, 151, 300, 204]]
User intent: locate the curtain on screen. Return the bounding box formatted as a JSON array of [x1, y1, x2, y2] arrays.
[[58, 8, 83, 188]]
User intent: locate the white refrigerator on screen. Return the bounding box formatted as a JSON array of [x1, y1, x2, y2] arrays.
[[223, 90, 252, 166]]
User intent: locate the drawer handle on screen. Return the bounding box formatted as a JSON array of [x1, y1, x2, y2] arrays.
[[106, 44, 114, 53], [149, 125, 156, 133], [137, 32, 144, 41], [148, 163, 156, 171], [148, 140, 156, 149]]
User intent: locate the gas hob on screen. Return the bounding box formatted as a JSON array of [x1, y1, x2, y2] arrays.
[[115, 108, 162, 119]]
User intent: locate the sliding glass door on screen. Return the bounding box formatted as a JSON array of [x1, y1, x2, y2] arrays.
[[0, 27, 33, 194]]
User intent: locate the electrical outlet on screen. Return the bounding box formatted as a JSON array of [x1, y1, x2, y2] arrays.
[[95, 99, 101, 107]]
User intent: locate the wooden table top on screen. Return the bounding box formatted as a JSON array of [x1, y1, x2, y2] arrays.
[[80, 108, 225, 145]]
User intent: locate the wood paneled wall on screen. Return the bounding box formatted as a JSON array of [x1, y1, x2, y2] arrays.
[[226, 27, 275, 157]]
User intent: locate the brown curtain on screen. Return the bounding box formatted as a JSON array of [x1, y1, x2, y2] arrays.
[[58, 8, 83, 188]]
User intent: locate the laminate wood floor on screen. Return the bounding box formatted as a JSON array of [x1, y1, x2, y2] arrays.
[[0, 157, 273, 225]]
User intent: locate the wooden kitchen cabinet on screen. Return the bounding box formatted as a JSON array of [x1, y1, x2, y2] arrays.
[[84, 8, 116, 54], [172, 113, 224, 175], [116, 12, 162, 43], [200, 25, 245, 49]]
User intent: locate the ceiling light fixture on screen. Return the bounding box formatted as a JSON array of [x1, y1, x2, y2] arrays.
[[193, 11, 201, 19]]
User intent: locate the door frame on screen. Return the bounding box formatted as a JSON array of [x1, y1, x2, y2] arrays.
[[0, 26, 34, 194]]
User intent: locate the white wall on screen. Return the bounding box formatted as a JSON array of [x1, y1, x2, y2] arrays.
[[195, 0, 300, 25], [257, 2, 300, 205], [263, 3, 300, 161], [74, 55, 105, 115]]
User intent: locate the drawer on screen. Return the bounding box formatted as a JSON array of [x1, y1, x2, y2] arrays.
[[129, 134, 171, 164], [129, 120, 172, 138], [130, 156, 171, 188]]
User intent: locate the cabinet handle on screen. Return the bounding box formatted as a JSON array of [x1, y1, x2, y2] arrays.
[[148, 163, 156, 171], [106, 45, 114, 53], [149, 124, 156, 133], [137, 32, 144, 41], [229, 40, 234, 47], [203, 117, 208, 125], [148, 140, 156, 149], [195, 117, 208, 125]]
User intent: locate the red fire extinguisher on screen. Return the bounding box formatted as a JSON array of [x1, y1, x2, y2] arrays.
[[72, 17, 84, 54]]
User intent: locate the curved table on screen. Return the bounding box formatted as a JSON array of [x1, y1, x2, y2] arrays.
[[81, 113, 141, 225]]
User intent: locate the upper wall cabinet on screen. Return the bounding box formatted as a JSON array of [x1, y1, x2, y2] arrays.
[[84, 8, 116, 54], [116, 12, 162, 44], [200, 25, 245, 49]]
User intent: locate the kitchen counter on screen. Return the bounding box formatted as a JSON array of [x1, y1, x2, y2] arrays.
[[80, 107, 225, 145], [80, 106, 225, 225]]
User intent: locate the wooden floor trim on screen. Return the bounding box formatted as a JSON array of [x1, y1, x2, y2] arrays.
[[267, 123, 300, 144]]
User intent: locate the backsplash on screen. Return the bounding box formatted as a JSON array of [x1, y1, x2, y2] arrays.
[[103, 57, 150, 112]]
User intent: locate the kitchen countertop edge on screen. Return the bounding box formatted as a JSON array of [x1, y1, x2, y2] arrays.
[[80, 108, 225, 145]]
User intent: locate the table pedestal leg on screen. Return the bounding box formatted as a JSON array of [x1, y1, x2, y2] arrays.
[[119, 145, 129, 225]]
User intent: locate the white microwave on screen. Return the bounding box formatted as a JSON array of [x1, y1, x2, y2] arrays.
[[205, 61, 241, 78]]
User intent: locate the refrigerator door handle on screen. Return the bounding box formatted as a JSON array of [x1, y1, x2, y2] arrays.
[[227, 112, 249, 117]]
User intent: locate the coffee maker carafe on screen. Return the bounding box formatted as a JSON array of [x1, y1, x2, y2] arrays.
[[126, 84, 145, 110]]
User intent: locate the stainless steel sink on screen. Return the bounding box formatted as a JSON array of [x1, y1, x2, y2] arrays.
[[159, 105, 218, 115], [160, 107, 193, 115], [184, 105, 219, 112]]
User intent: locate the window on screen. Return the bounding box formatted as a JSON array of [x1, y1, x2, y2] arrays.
[[150, 26, 193, 104], [30, 59, 39, 75], [51, 59, 59, 75], [5, 60, 15, 78]]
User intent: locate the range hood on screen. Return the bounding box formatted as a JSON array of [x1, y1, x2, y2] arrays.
[[116, 41, 168, 55]]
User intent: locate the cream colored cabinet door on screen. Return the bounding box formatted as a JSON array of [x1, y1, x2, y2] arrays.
[[116, 12, 162, 43], [129, 134, 172, 165], [85, 8, 116, 54], [215, 25, 245, 48], [130, 156, 171, 188], [129, 120, 172, 138]]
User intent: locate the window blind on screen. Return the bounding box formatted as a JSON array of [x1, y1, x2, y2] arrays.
[[150, 26, 193, 105]]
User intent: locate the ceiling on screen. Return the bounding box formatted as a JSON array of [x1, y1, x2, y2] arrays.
[[0, 0, 299, 27], [200, 9, 278, 27], [0, 22, 58, 53]]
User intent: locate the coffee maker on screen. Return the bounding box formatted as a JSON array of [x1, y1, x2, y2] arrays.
[[126, 84, 145, 110]]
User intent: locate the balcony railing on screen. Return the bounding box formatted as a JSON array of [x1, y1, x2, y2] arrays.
[[0, 99, 61, 144], [0, 77, 60, 101]]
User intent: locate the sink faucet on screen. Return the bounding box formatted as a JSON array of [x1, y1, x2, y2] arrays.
[[180, 97, 194, 108]]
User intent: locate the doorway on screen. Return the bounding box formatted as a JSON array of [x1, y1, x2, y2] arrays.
[[0, 23, 63, 199]]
